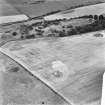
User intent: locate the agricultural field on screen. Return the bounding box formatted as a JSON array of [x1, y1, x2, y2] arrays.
[[45, 3, 105, 20], [0, 53, 69, 105], [0, 30, 105, 105], [1, 0, 105, 17]]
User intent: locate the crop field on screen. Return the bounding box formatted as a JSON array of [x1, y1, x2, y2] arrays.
[[45, 3, 105, 20], [0, 30, 105, 105], [0, 53, 69, 105], [0, 0, 20, 16], [0, 0, 105, 17]]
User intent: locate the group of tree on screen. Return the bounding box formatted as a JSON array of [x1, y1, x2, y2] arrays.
[[52, 14, 105, 37], [80, 14, 105, 20], [17, 14, 105, 39], [64, 14, 105, 36]]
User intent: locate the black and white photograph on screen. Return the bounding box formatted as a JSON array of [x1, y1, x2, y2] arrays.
[[0, 0, 105, 105]]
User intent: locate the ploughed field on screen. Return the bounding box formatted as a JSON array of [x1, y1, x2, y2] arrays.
[[0, 31, 105, 105], [1, 0, 105, 17], [45, 2, 105, 20], [1, 0, 105, 18], [0, 52, 69, 105]]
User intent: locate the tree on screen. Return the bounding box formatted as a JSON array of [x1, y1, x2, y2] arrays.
[[20, 25, 29, 35], [12, 32, 17, 36], [99, 15, 104, 20], [26, 34, 35, 39], [68, 28, 77, 35], [93, 33, 103, 37], [28, 25, 33, 30], [89, 15, 93, 18], [59, 30, 66, 37], [94, 15, 98, 20]]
